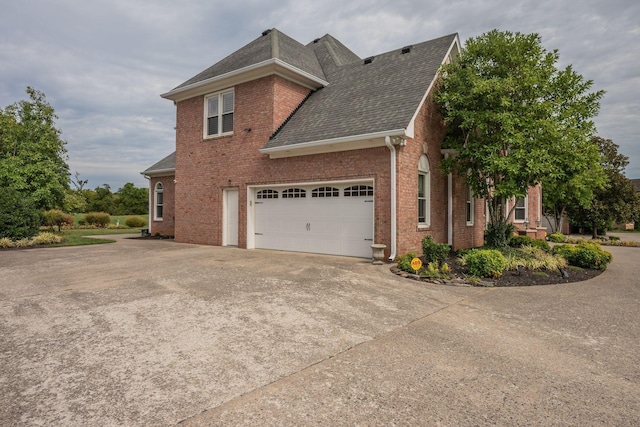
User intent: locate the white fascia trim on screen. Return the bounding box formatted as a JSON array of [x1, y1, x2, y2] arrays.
[[161, 59, 328, 101], [141, 168, 175, 177], [260, 129, 407, 157], [406, 36, 461, 135]]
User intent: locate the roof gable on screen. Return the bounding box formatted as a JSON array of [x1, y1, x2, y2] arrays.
[[164, 29, 326, 100], [142, 152, 175, 176], [264, 34, 458, 153]]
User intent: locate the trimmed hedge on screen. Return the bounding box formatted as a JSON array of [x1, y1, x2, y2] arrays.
[[84, 212, 111, 228], [552, 242, 612, 270], [463, 249, 506, 278], [125, 216, 147, 228]]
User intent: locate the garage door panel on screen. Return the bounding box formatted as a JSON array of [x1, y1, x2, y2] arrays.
[[254, 183, 374, 258]]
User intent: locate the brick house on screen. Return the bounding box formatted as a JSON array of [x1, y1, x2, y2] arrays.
[[143, 29, 543, 259]]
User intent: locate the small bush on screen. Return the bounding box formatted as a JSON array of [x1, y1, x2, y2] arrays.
[[463, 249, 506, 278], [397, 252, 418, 273], [84, 212, 111, 228], [31, 232, 63, 245], [42, 209, 74, 231], [421, 236, 451, 264], [504, 246, 567, 271], [125, 216, 147, 228], [0, 237, 14, 248], [552, 242, 612, 270], [548, 232, 565, 243], [509, 235, 550, 252]]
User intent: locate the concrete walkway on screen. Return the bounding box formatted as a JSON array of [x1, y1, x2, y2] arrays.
[[1, 236, 638, 426]]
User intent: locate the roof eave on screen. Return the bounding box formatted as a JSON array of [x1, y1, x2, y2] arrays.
[[141, 168, 175, 177], [260, 129, 408, 159], [161, 59, 328, 102]]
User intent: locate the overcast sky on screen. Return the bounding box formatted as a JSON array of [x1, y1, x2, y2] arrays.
[[1, 0, 638, 190]]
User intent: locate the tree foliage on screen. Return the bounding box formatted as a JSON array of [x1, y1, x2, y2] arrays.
[[568, 137, 640, 237], [0, 87, 70, 210], [0, 186, 40, 239], [435, 30, 604, 247], [115, 182, 149, 215]]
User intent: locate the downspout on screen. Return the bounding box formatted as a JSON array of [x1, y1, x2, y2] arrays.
[[142, 174, 151, 234], [385, 136, 397, 261]]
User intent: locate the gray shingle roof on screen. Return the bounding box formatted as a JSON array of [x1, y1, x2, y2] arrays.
[[265, 33, 457, 149], [142, 152, 175, 175], [174, 29, 326, 90]]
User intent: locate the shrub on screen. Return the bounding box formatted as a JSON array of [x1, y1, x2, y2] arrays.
[[421, 236, 451, 264], [0, 187, 40, 240], [504, 246, 567, 271], [463, 249, 506, 278], [31, 232, 63, 245], [125, 216, 147, 228], [509, 235, 550, 252], [42, 209, 74, 231], [0, 237, 14, 248], [552, 242, 612, 270], [84, 212, 111, 228], [397, 252, 418, 273], [548, 232, 565, 243]]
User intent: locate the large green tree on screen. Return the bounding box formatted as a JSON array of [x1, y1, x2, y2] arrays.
[[435, 30, 604, 247], [0, 87, 70, 210], [114, 182, 148, 215], [568, 137, 640, 238]]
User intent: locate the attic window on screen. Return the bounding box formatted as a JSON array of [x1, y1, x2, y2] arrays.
[[262, 29, 272, 36], [401, 45, 412, 54], [363, 56, 374, 65]]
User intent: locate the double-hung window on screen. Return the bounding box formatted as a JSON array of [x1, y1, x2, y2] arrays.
[[418, 154, 430, 227], [466, 187, 474, 225], [154, 182, 164, 221], [205, 90, 234, 137], [514, 196, 527, 222]]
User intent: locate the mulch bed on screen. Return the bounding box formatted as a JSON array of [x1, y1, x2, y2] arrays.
[[394, 255, 603, 287]]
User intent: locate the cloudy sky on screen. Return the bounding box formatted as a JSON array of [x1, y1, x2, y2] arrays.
[[1, 0, 638, 190]]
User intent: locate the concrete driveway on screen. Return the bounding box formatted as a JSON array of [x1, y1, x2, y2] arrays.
[[1, 236, 639, 426]]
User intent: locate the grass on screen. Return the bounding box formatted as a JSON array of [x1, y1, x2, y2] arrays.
[[48, 228, 141, 247]]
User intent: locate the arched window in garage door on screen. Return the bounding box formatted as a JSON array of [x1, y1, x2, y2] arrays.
[[257, 189, 279, 199], [282, 188, 306, 198], [344, 185, 374, 197], [312, 187, 339, 198]]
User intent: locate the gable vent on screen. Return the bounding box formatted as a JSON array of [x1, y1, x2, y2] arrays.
[[401, 45, 412, 54], [262, 29, 272, 36], [312, 38, 320, 44], [363, 56, 374, 65]]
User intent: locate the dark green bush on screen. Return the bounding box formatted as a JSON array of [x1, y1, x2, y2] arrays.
[[421, 236, 451, 264], [509, 235, 550, 252], [42, 209, 74, 231], [0, 187, 40, 240], [463, 249, 506, 278], [548, 232, 565, 243], [84, 212, 111, 228], [552, 242, 612, 270], [125, 216, 147, 228], [397, 252, 418, 273]]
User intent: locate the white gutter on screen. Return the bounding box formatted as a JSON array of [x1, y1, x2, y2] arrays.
[[261, 128, 407, 156], [385, 135, 397, 261]]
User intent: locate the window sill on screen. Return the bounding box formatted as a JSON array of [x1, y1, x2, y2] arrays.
[[466, 222, 474, 227], [418, 224, 430, 230], [204, 132, 233, 140]]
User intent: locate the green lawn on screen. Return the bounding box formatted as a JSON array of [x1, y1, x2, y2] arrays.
[[72, 213, 148, 227], [49, 228, 141, 247]]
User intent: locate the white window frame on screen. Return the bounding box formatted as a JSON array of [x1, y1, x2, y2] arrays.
[[204, 89, 234, 139], [514, 195, 528, 222], [418, 154, 431, 227], [154, 182, 164, 221], [466, 187, 474, 226]]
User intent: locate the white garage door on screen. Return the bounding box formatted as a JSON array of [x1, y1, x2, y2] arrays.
[[254, 183, 374, 258]]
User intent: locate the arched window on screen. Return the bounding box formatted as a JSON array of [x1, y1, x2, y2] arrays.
[[154, 182, 164, 221], [418, 154, 430, 226]]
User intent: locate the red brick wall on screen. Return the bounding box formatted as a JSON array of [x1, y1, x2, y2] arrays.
[[149, 175, 175, 237], [395, 93, 485, 254], [173, 75, 392, 250]]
